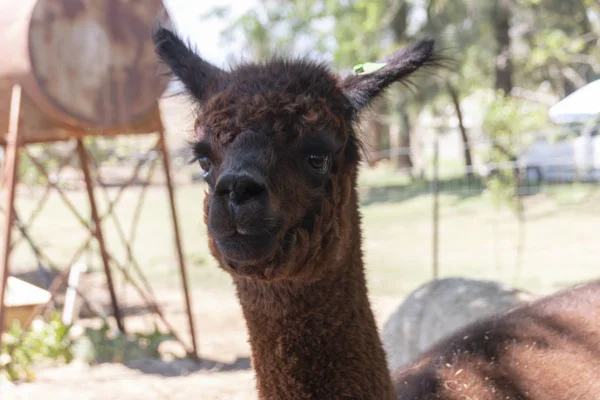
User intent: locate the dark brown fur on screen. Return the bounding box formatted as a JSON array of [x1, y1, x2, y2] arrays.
[[394, 281, 600, 399], [153, 18, 600, 400]]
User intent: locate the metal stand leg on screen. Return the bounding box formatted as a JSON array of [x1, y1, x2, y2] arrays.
[[0, 85, 22, 336], [157, 129, 198, 359], [76, 139, 125, 333]]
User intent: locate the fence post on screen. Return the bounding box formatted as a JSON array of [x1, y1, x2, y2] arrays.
[[431, 134, 440, 280]]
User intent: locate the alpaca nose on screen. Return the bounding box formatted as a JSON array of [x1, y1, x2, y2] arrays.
[[215, 171, 267, 206]]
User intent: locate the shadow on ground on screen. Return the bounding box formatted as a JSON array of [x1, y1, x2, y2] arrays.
[[120, 356, 252, 377]]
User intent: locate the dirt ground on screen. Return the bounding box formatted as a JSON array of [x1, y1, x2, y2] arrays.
[[2, 287, 402, 400]]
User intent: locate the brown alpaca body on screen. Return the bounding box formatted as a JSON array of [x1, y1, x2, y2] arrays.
[[152, 16, 600, 399], [394, 280, 600, 399], [236, 265, 394, 399]]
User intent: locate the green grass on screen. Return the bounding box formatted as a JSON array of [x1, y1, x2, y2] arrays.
[[362, 192, 600, 296], [4, 169, 600, 299]]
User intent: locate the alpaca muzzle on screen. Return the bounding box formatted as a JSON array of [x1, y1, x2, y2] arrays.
[[208, 167, 283, 265]]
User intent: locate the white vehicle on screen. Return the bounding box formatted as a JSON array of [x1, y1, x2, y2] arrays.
[[477, 79, 600, 184], [517, 125, 600, 183]]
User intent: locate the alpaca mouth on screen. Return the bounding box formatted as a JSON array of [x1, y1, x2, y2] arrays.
[[210, 211, 285, 269], [215, 232, 279, 266], [215, 227, 299, 279]]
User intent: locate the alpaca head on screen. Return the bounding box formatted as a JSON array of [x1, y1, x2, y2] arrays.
[[153, 25, 437, 282]]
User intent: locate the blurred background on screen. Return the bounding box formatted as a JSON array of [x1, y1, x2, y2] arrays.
[[1, 0, 599, 398]]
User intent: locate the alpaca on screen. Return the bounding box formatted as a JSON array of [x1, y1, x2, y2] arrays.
[[153, 22, 600, 400], [381, 277, 535, 371], [392, 281, 600, 398]]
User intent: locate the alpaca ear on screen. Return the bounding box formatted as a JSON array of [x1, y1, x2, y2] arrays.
[[152, 13, 224, 101], [340, 39, 437, 113]]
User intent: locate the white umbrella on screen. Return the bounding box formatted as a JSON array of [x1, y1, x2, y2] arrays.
[[549, 79, 600, 124]]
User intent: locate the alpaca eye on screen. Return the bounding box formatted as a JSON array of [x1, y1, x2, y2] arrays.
[[197, 157, 211, 176], [307, 154, 331, 174]]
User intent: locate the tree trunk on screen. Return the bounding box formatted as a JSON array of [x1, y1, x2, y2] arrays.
[[398, 106, 414, 175], [363, 100, 386, 166], [390, 120, 415, 178], [493, 0, 513, 95], [389, 122, 401, 168], [447, 83, 473, 179], [577, 2, 597, 83]]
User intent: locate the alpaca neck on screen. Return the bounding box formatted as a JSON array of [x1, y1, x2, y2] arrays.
[[234, 231, 395, 399]]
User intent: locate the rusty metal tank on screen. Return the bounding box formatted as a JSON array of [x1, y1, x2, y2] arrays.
[[0, 0, 168, 141]]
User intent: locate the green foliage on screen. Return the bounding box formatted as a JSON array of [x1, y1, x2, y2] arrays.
[[71, 322, 174, 364], [1, 314, 174, 382], [528, 30, 586, 69], [1, 313, 73, 382], [483, 94, 548, 147], [482, 93, 547, 211], [513, 1, 599, 96]]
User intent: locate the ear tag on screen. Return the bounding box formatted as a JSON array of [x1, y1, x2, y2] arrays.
[[353, 62, 387, 75]]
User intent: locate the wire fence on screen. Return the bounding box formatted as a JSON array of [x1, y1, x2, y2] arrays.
[[358, 136, 600, 295], [2, 132, 600, 301]]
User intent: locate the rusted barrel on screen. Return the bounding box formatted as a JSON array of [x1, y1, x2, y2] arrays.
[[0, 0, 167, 131]]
